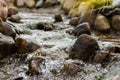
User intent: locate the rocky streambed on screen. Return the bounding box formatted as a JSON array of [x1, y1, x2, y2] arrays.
[[0, 7, 120, 80]]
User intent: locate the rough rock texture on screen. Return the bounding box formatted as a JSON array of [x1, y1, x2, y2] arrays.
[[71, 34, 99, 61], [0, 0, 8, 21], [112, 15, 120, 30], [70, 17, 79, 26], [72, 22, 91, 36], [94, 14, 111, 32]]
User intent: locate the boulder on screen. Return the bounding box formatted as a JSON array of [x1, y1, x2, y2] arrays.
[[70, 17, 79, 26], [54, 13, 63, 22], [94, 14, 111, 33], [25, 0, 35, 8], [112, 15, 120, 30], [0, 19, 16, 39], [8, 14, 21, 23], [15, 38, 40, 54], [71, 34, 99, 61], [72, 22, 91, 36], [8, 7, 19, 17], [0, 33, 15, 59], [0, 0, 8, 21]]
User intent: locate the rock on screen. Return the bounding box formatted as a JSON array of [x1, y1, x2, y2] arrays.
[[0, 33, 15, 59], [54, 13, 63, 22], [62, 0, 76, 14], [0, 0, 8, 21], [71, 34, 99, 61], [0, 19, 16, 39], [8, 7, 19, 17], [60, 62, 81, 76], [4, 0, 14, 6], [72, 22, 91, 36], [15, 38, 40, 54], [70, 17, 79, 26], [15, 0, 25, 7], [13, 77, 23, 80], [36, 22, 54, 31], [93, 51, 110, 63], [44, 0, 59, 7], [8, 14, 21, 23], [26, 56, 45, 76], [25, 0, 35, 8], [79, 11, 97, 27], [112, 15, 120, 30], [68, 8, 79, 18], [35, 0, 44, 8], [108, 46, 120, 53], [94, 14, 111, 33]]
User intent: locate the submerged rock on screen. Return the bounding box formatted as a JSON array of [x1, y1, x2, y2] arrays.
[[8, 7, 19, 17], [0, 33, 15, 59], [36, 22, 54, 31], [71, 34, 99, 61], [54, 13, 63, 22], [8, 14, 21, 23], [72, 22, 91, 36], [0, 19, 16, 39], [26, 56, 45, 76], [15, 38, 40, 54], [0, 0, 8, 21], [70, 17, 79, 26], [94, 14, 111, 33], [112, 15, 120, 30]]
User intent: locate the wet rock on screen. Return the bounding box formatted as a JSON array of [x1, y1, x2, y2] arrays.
[[94, 51, 110, 63], [72, 22, 91, 36], [26, 56, 45, 76], [65, 28, 74, 34], [44, 0, 59, 8], [8, 14, 21, 23], [0, 33, 15, 59], [8, 7, 19, 17], [62, 0, 76, 14], [70, 17, 79, 26], [14, 0, 25, 7], [111, 15, 120, 30], [25, 0, 35, 8], [15, 38, 40, 54], [0, 19, 16, 39], [94, 14, 111, 33], [0, 0, 8, 21], [36, 22, 54, 31], [108, 46, 120, 53], [54, 13, 63, 22], [60, 62, 82, 76], [71, 34, 99, 61], [35, 0, 44, 8]]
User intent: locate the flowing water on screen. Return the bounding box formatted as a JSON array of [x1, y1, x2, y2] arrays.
[[0, 7, 120, 80]]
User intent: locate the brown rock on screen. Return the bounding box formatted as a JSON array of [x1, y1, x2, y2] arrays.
[[8, 7, 19, 17], [72, 22, 91, 36], [94, 14, 111, 33], [44, 0, 59, 8], [25, 0, 35, 8], [0, 19, 16, 39], [8, 14, 21, 23], [112, 15, 120, 30], [70, 17, 79, 26], [15, 38, 40, 54], [0, 0, 8, 21], [54, 14, 63, 22], [0, 33, 15, 59], [15, 0, 25, 7], [71, 34, 99, 61]]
